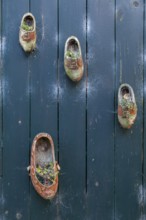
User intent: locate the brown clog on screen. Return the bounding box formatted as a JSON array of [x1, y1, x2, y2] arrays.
[[30, 133, 60, 199]]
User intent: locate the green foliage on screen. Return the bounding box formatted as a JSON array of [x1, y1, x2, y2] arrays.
[[66, 69, 72, 76], [21, 22, 33, 31], [36, 162, 59, 184], [121, 96, 135, 118], [66, 50, 79, 59], [121, 98, 134, 110]]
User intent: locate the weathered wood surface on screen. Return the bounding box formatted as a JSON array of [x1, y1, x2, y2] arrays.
[[29, 0, 58, 219], [115, 1, 143, 219], [58, 0, 86, 219], [0, 0, 145, 219], [87, 0, 115, 219], [2, 1, 30, 219]]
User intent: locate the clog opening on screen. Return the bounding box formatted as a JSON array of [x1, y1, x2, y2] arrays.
[[24, 15, 34, 26], [68, 39, 79, 52], [22, 15, 34, 31], [66, 39, 80, 59], [36, 137, 52, 164], [35, 137, 57, 186], [121, 86, 130, 96]]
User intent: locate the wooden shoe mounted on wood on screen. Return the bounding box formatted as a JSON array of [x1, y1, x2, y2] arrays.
[[64, 36, 84, 82], [118, 83, 137, 129], [29, 133, 60, 199], [19, 13, 36, 52]]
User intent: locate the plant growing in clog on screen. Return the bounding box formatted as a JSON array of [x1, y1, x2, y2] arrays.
[[29, 133, 60, 199], [64, 36, 84, 82], [19, 13, 36, 52], [118, 83, 137, 129]]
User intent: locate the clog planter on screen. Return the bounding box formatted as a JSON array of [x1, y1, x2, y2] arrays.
[[29, 133, 60, 200], [64, 36, 84, 82], [118, 83, 137, 129], [19, 13, 36, 52]]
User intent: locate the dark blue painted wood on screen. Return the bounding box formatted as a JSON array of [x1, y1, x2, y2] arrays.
[[2, 1, 30, 219], [144, 0, 146, 217], [0, 0, 3, 218], [29, 0, 59, 219], [0, 0, 2, 177], [0, 178, 3, 219], [58, 0, 86, 219], [0, 148, 2, 177], [0, 1, 145, 219], [87, 0, 115, 219], [115, 0, 143, 219]]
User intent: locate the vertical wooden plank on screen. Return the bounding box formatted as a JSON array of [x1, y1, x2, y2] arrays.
[[58, 1, 86, 219], [0, 0, 1, 148], [2, 1, 30, 219], [115, 1, 143, 219], [29, 0, 58, 219], [87, 0, 115, 219], [0, 0, 3, 218], [144, 0, 146, 217]]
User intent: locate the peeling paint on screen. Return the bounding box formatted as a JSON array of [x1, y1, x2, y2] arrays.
[[114, 212, 122, 220], [87, 17, 92, 34], [137, 184, 146, 208], [48, 84, 64, 101], [138, 184, 143, 206], [139, 214, 146, 220], [95, 181, 99, 187], [82, 17, 86, 34], [119, 59, 122, 84], [0, 194, 5, 206], [87, 80, 101, 97], [0, 37, 6, 54], [18, 120, 22, 125], [16, 212, 22, 220], [2, 77, 9, 98], [41, 15, 45, 41]]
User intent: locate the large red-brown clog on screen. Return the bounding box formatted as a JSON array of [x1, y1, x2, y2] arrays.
[[30, 133, 60, 199]]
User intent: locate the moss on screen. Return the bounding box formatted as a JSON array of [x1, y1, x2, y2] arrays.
[[36, 162, 59, 184], [66, 69, 72, 76], [21, 22, 33, 31], [66, 50, 79, 59], [121, 98, 134, 110]]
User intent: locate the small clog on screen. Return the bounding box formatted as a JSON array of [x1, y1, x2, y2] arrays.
[[118, 83, 137, 129], [64, 36, 84, 82], [19, 13, 36, 52]]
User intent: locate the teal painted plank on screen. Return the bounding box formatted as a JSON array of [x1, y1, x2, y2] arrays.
[[2, 1, 30, 219], [58, 0, 86, 219], [29, 0, 58, 219], [87, 0, 115, 219], [115, 1, 143, 219]]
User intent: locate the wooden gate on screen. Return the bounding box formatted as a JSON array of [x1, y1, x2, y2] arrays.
[[0, 0, 145, 219]]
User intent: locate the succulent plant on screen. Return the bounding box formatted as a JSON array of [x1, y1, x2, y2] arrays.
[[21, 22, 33, 31], [36, 162, 59, 185]]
